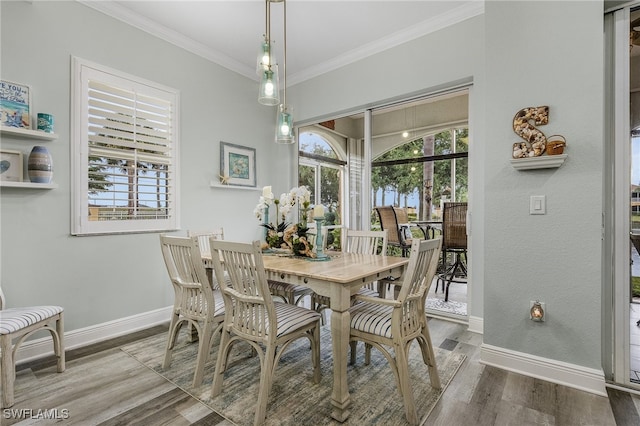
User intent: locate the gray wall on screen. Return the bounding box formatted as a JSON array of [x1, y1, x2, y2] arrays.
[[291, 0, 604, 371], [1, 0, 607, 373], [0, 1, 293, 331], [482, 1, 603, 370]]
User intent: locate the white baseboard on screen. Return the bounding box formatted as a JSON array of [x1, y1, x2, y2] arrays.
[[467, 315, 483, 334], [480, 343, 607, 396], [15, 306, 172, 365]]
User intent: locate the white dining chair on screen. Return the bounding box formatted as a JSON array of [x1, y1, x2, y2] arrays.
[[159, 235, 225, 388], [348, 237, 442, 425], [312, 229, 389, 322], [209, 239, 321, 426], [0, 286, 65, 408], [188, 228, 225, 288]]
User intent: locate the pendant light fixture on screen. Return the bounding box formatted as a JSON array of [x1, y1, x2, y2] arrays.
[[274, 0, 294, 143], [258, 0, 279, 106]]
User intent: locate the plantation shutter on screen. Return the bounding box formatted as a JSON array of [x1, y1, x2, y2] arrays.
[[72, 58, 180, 235]]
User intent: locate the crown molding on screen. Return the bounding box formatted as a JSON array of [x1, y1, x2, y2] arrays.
[[288, 1, 485, 86], [77, 0, 257, 80], [78, 1, 484, 85]]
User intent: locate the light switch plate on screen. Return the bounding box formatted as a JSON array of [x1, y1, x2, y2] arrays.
[[530, 195, 546, 215]]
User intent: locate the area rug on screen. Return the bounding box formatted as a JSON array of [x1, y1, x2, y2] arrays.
[[121, 325, 466, 425], [426, 297, 467, 317]]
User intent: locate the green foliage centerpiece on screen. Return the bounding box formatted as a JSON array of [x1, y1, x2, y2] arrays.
[[254, 185, 315, 258]]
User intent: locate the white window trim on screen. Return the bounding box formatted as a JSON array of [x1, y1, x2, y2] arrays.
[[71, 57, 180, 235]]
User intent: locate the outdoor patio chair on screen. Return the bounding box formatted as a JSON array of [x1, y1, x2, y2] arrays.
[[435, 202, 467, 302], [375, 206, 415, 257]]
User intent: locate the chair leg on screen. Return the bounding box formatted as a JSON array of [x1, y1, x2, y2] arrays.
[[311, 324, 321, 384], [1, 334, 14, 408], [163, 312, 181, 369], [211, 328, 232, 397], [418, 328, 441, 389], [55, 313, 65, 372], [395, 342, 418, 425], [349, 340, 357, 365], [192, 321, 213, 387], [364, 343, 373, 365], [254, 345, 275, 426]]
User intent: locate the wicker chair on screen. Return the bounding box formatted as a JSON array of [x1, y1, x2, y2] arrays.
[[349, 238, 442, 425], [209, 239, 321, 426], [0, 287, 65, 408], [435, 202, 467, 302], [159, 235, 225, 388], [375, 206, 413, 257]]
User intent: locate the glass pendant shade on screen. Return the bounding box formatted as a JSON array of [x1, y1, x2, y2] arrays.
[[258, 65, 280, 106], [256, 38, 271, 75], [275, 104, 294, 144]]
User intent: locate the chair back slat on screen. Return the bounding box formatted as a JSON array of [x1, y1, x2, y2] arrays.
[[442, 202, 467, 250], [160, 235, 214, 320], [344, 229, 388, 255], [210, 239, 276, 343], [395, 238, 442, 335], [188, 228, 224, 257]]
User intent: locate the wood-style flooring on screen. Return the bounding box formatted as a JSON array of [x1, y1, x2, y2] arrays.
[[6, 312, 637, 425]]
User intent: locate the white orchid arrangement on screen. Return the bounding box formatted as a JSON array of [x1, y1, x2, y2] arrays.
[[255, 185, 314, 255]]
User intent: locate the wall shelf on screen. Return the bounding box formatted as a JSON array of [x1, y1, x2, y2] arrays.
[[210, 181, 262, 191], [0, 181, 58, 189], [0, 126, 58, 141], [511, 154, 567, 170]]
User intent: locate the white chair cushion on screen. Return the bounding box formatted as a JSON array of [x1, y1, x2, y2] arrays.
[[350, 302, 394, 339], [0, 306, 64, 335]]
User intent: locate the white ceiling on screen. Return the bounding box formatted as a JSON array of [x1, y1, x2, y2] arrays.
[[81, 1, 484, 85]]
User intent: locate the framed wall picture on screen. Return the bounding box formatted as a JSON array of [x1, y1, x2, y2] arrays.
[[220, 141, 256, 187], [0, 149, 23, 182], [0, 80, 32, 129]]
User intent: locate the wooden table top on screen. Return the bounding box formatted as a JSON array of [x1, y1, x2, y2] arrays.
[[261, 252, 408, 284]]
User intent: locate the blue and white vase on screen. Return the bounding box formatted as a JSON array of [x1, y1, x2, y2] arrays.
[[28, 146, 53, 183]]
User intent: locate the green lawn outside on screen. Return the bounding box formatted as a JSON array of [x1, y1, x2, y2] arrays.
[[633, 276, 640, 298]]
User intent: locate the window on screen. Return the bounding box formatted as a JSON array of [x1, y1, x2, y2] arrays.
[[372, 127, 468, 222], [71, 58, 180, 235], [299, 130, 346, 248]]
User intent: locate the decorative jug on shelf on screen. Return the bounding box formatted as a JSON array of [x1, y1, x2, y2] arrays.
[[27, 145, 53, 184]]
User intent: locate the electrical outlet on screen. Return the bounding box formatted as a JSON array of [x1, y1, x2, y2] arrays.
[[530, 300, 546, 321]]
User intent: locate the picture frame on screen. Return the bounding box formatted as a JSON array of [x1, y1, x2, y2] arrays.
[[0, 149, 23, 182], [220, 141, 256, 187], [0, 80, 32, 129]]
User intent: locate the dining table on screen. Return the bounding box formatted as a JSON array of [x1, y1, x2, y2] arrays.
[[205, 250, 408, 422]]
